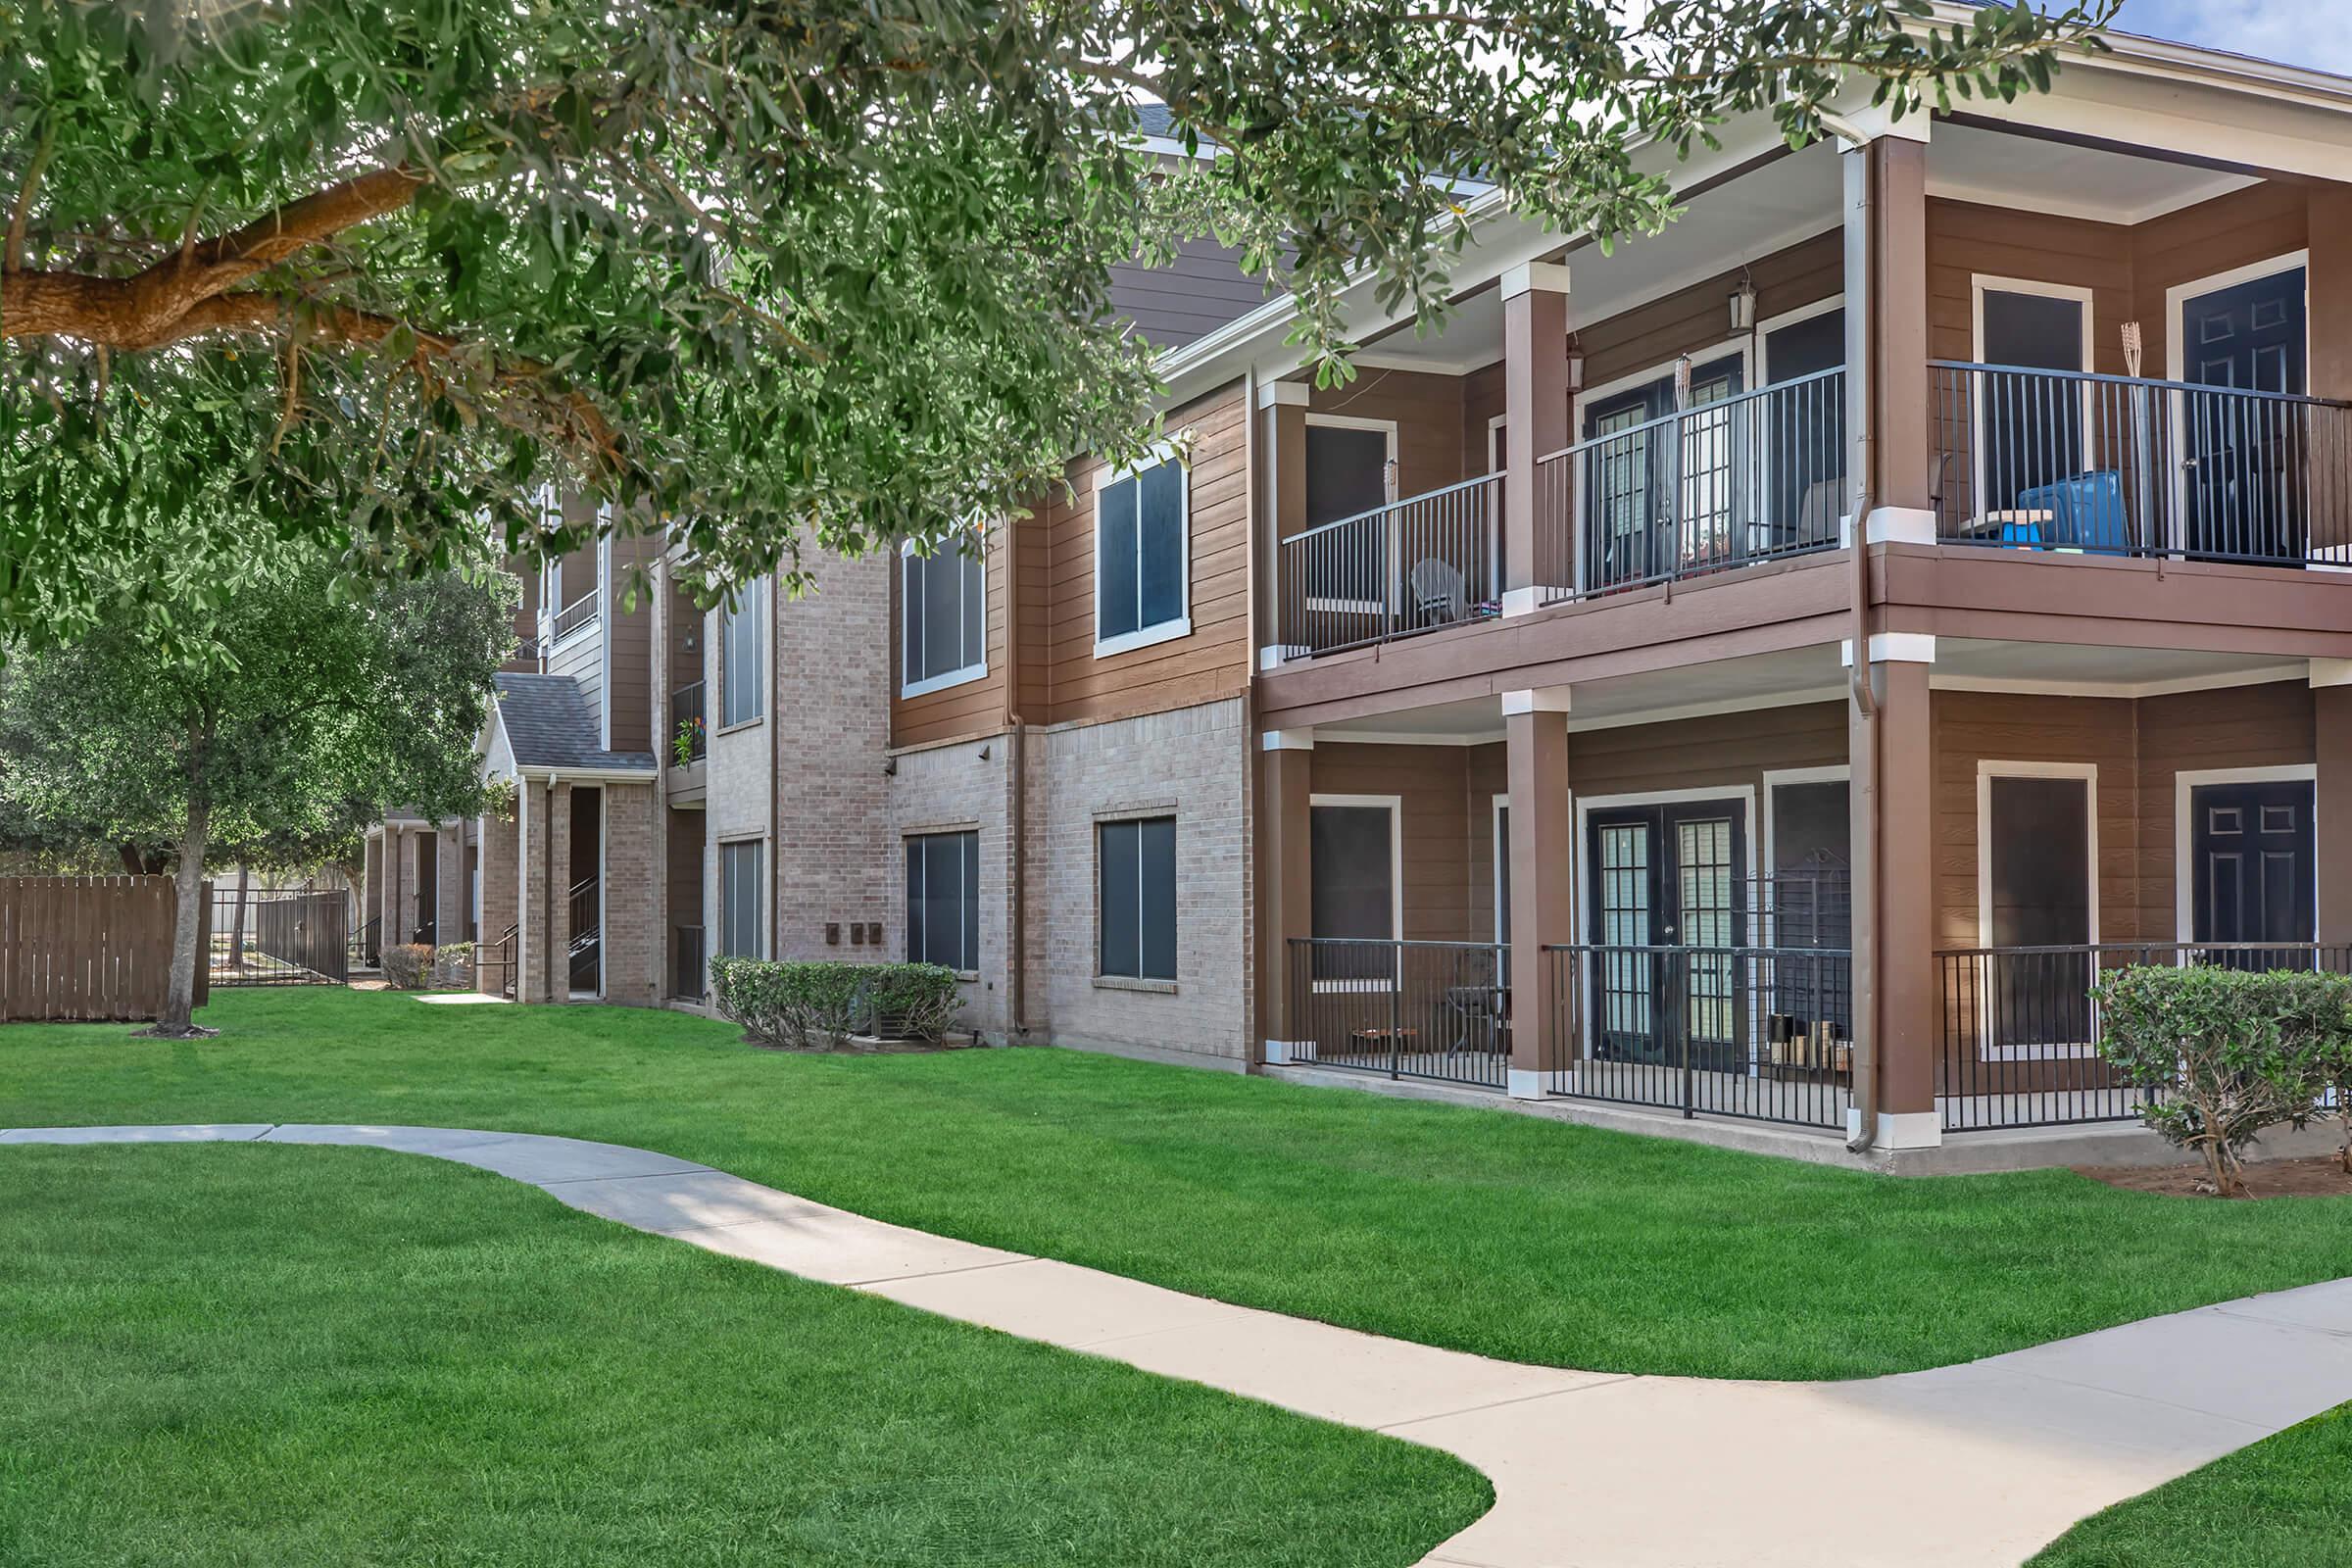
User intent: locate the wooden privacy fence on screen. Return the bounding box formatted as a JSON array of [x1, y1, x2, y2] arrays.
[[0, 876, 210, 1023]]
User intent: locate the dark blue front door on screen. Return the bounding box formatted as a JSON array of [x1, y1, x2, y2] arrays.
[[2189, 778, 2316, 952], [2180, 267, 2308, 563]]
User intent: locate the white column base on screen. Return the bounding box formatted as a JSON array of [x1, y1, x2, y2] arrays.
[[1259, 644, 1308, 671], [1507, 1067, 1547, 1101], [1263, 1039, 1305, 1065], [1863, 507, 1936, 546], [1849, 1108, 1943, 1151], [1839, 633, 1937, 666], [1500, 586, 1545, 618]]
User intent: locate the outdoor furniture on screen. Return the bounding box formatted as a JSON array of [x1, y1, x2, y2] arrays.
[[1958, 509, 2052, 547], [1346, 1025, 1419, 1059], [2019, 470, 2131, 553], [1409, 559, 1468, 626]]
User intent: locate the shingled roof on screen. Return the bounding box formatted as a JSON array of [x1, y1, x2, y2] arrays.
[[490, 672, 658, 774]]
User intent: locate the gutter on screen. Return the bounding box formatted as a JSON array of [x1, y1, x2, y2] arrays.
[[1840, 138, 1879, 1156]]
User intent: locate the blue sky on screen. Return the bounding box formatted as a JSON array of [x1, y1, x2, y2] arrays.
[[2114, 0, 2352, 74]]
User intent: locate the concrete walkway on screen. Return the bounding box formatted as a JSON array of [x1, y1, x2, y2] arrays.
[[9, 1122, 2351, 1568]]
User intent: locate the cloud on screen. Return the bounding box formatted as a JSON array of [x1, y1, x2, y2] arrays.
[[2114, 0, 2352, 74]]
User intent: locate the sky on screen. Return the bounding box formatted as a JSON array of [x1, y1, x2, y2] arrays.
[[2112, 0, 2352, 74]]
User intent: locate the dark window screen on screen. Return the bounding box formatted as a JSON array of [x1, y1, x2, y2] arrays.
[[904, 544, 984, 685], [1311, 805, 1395, 942], [906, 831, 980, 971], [1987, 775, 2089, 948], [1099, 460, 1188, 641], [1764, 308, 1843, 382], [1099, 816, 1177, 979], [1304, 424, 1392, 527], [720, 581, 763, 726], [719, 841, 761, 957], [1979, 290, 2086, 513]]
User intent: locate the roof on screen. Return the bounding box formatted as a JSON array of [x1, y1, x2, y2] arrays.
[[490, 672, 658, 774]]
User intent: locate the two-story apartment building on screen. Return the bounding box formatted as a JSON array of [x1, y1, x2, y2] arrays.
[[369, 17, 2352, 1163]]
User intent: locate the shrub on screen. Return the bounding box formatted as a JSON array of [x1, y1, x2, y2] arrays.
[[2092, 963, 2347, 1195], [709, 957, 963, 1049], [379, 943, 434, 991], [428, 944, 474, 989]]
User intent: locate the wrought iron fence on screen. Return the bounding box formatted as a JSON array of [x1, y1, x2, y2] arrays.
[[671, 680, 708, 763], [1540, 944, 1854, 1130], [1284, 938, 1510, 1090], [479, 922, 517, 1000], [567, 875, 601, 995], [1275, 475, 1503, 658], [1936, 942, 2352, 1133], [1535, 366, 1846, 605], [672, 923, 707, 1002], [350, 914, 381, 970], [1930, 362, 2352, 566], [210, 887, 348, 986]]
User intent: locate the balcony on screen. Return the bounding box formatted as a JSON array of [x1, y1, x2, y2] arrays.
[[670, 679, 708, 764], [1929, 363, 2352, 565], [1275, 475, 1502, 658], [551, 587, 600, 644]]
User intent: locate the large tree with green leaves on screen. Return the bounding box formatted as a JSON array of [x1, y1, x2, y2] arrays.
[[0, 0, 2113, 641], [0, 550, 513, 1034]]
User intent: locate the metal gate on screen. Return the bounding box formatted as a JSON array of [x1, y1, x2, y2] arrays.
[[211, 886, 350, 986]]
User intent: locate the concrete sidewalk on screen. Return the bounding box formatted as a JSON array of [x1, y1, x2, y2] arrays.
[[9, 1120, 2350, 1567]]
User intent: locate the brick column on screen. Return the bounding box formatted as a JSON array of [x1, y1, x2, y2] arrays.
[[602, 781, 659, 1006], [545, 783, 573, 1000], [477, 806, 519, 995], [362, 832, 382, 956], [434, 824, 463, 948], [1504, 689, 1574, 1098], [516, 784, 553, 1004], [1501, 263, 1572, 606], [1852, 642, 1940, 1148], [381, 825, 406, 947], [1257, 730, 1314, 1062], [2319, 678, 2352, 947]]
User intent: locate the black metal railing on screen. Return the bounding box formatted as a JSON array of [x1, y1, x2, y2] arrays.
[[552, 588, 600, 642], [672, 923, 706, 1001], [671, 680, 708, 764], [1539, 944, 1854, 1130], [1275, 474, 1503, 658], [567, 875, 600, 995], [1936, 942, 2352, 1133], [1931, 362, 2352, 566], [480, 922, 517, 1000], [1536, 366, 1847, 605], [211, 887, 350, 986], [351, 914, 381, 969], [1285, 938, 1510, 1090]]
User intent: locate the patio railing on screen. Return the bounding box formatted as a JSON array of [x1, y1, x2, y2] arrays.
[[1535, 366, 1847, 606], [1285, 937, 1510, 1090], [1930, 362, 2352, 566], [671, 680, 708, 763], [1275, 474, 1503, 658], [552, 587, 601, 643], [672, 923, 707, 1002], [1541, 944, 1854, 1130], [1936, 942, 2352, 1133]]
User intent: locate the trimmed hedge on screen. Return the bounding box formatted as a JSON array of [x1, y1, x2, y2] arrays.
[[709, 957, 962, 1049]]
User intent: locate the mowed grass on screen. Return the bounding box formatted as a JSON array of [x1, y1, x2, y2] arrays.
[[7, 987, 2352, 1379], [2028, 1403, 2352, 1568], [0, 1143, 1488, 1567]]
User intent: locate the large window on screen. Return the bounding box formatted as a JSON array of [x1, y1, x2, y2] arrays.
[[1308, 799, 1396, 979], [1099, 816, 1177, 981], [1973, 281, 2092, 514], [1095, 451, 1189, 655], [718, 839, 763, 958], [719, 579, 763, 727], [906, 830, 979, 972], [902, 538, 986, 696]]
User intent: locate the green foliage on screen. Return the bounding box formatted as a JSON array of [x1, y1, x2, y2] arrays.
[[1, 0, 2113, 642], [710, 956, 962, 1047], [2092, 964, 2352, 1195]]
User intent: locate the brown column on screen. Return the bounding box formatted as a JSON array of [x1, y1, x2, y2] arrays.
[[362, 833, 382, 954], [2308, 188, 2352, 557], [1502, 265, 1573, 596], [477, 805, 519, 996], [1258, 733, 1314, 1059], [1262, 386, 1308, 658], [381, 825, 406, 946], [1865, 135, 1932, 519], [2320, 684, 2352, 947], [1854, 654, 1939, 1139], [516, 784, 552, 1004], [545, 782, 573, 1000], [1503, 691, 1573, 1096], [435, 824, 464, 947]]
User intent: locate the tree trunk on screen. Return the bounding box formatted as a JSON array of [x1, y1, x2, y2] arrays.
[[228, 863, 250, 971], [155, 798, 212, 1036]]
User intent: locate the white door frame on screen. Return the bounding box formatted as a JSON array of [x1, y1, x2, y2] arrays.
[[2172, 762, 2319, 945], [1975, 760, 2099, 1058], [2163, 250, 2312, 558], [1309, 793, 1405, 991]]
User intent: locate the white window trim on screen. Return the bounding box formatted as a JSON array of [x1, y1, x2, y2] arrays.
[[898, 538, 988, 699], [1308, 793, 1403, 991], [1486, 414, 1508, 476], [1760, 766, 1851, 903], [1968, 277, 2099, 524], [1491, 794, 1510, 944], [1754, 295, 1845, 386], [1975, 760, 2100, 1060], [1093, 442, 1193, 659], [1303, 412, 1401, 510], [2172, 763, 2319, 945]]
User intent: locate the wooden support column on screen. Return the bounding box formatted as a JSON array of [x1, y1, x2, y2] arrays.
[[1259, 381, 1309, 663], [1503, 688, 1573, 1098], [2308, 187, 2352, 557], [1258, 730, 1315, 1061], [2318, 676, 2352, 947], [1852, 640, 1940, 1147], [1501, 263, 1573, 604], [1842, 116, 1934, 542]]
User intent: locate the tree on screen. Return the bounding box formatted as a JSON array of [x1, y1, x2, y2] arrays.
[[2, 0, 2115, 642], [0, 546, 514, 1035]]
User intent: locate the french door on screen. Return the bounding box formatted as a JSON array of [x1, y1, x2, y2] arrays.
[[1585, 799, 1747, 1070]]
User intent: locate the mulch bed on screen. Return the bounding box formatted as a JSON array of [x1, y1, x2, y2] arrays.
[[2075, 1153, 2352, 1200]]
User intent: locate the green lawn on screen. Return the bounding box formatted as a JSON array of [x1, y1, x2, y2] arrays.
[[6, 987, 2352, 1379], [2028, 1403, 2352, 1568], [0, 1142, 1487, 1566]]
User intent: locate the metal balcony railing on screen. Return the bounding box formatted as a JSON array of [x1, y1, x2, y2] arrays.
[[1930, 363, 2352, 566], [671, 680, 708, 764], [552, 588, 600, 643], [1275, 474, 1503, 658], [1535, 366, 1847, 606], [1284, 938, 1510, 1089]]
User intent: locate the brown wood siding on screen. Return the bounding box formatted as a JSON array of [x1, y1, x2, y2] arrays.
[[1307, 743, 1479, 943], [2136, 681, 2316, 944], [1926, 198, 2135, 374], [1305, 368, 1468, 498], [665, 807, 704, 931], [2132, 182, 2309, 387], [891, 522, 1010, 749], [1576, 229, 1841, 394], [1461, 362, 1507, 473], [606, 534, 658, 755]]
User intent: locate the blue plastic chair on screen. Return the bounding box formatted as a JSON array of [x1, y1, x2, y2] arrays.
[[2018, 471, 2131, 554]]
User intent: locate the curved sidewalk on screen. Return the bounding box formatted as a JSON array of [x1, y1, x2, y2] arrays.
[[10, 1122, 2352, 1568]]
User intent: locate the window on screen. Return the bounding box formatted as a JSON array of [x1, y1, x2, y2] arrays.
[[1973, 281, 2092, 514], [718, 840, 763, 958], [902, 538, 986, 696], [1099, 816, 1176, 980], [906, 830, 979, 972], [1308, 799, 1397, 980], [719, 579, 763, 727], [1095, 451, 1189, 654]]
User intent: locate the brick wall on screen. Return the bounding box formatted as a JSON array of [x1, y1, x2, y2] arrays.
[[886, 733, 1014, 1037], [772, 547, 895, 960], [602, 780, 661, 1005], [477, 807, 518, 996], [434, 825, 464, 948]]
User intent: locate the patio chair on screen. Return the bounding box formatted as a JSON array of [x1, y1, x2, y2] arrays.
[[1409, 558, 1468, 627], [2019, 470, 2131, 554]]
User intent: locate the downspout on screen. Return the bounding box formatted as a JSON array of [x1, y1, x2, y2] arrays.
[[1242, 364, 1264, 1065], [1842, 131, 1880, 1154], [1006, 713, 1027, 1039]]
